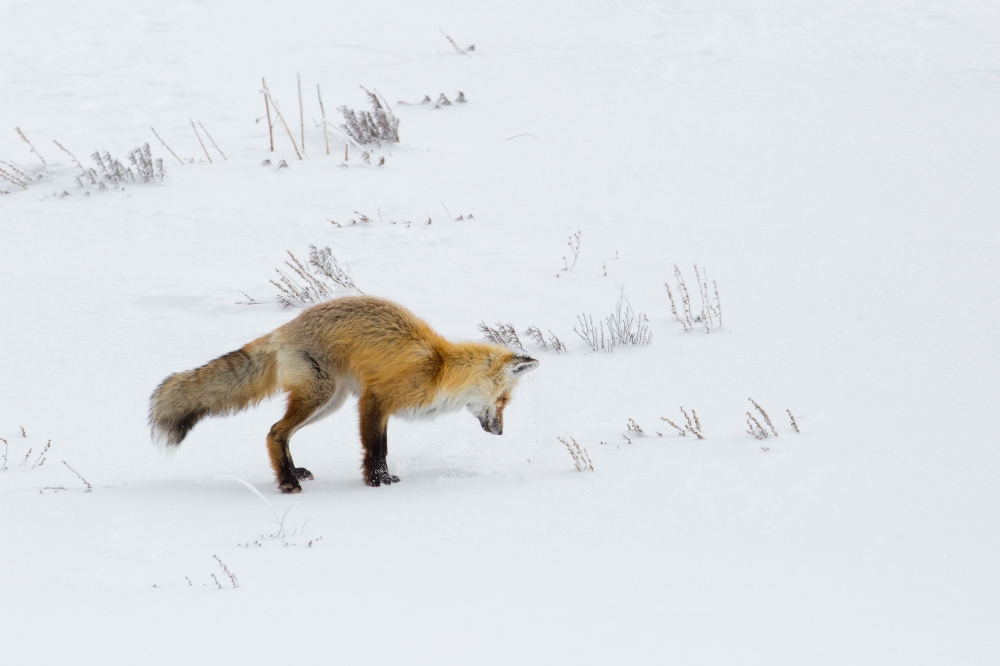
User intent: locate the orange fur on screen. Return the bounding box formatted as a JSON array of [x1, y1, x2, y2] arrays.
[[149, 296, 538, 493]]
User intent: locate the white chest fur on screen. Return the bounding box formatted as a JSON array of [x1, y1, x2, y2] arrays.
[[396, 390, 473, 421]]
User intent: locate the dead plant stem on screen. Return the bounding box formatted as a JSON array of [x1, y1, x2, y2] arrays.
[[151, 127, 184, 165], [198, 122, 227, 160], [190, 119, 212, 163]]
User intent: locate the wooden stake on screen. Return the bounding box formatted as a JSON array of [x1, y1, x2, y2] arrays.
[[262, 84, 303, 159], [198, 121, 227, 161], [190, 118, 212, 163], [262, 77, 274, 151], [151, 126, 184, 165], [298, 74, 305, 153], [317, 84, 330, 155], [344, 143, 348, 161]]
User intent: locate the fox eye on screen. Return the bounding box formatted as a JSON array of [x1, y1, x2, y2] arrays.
[[510, 357, 539, 374]]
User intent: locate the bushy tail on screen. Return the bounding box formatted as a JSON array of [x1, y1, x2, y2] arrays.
[[149, 339, 278, 446]]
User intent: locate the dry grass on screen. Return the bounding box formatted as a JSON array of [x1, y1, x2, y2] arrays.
[[31, 441, 50, 469], [560, 231, 581, 273], [576, 289, 652, 352], [606, 290, 652, 346], [339, 88, 400, 146], [5, 133, 164, 196], [478, 322, 525, 352], [746, 413, 768, 440], [15, 127, 50, 179], [746, 398, 797, 440], [749, 398, 779, 437], [75, 145, 165, 190], [559, 437, 593, 471], [787, 409, 801, 433], [523, 326, 566, 353], [213, 555, 239, 588], [440, 29, 474, 56], [270, 245, 362, 308], [0, 160, 31, 191], [62, 460, 93, 492], [397, 91, 468, 108], [574, 313, 614, 352], [660, 407, 704, 439], [665, 265, 723, 332], [479, 322, 565, 353]]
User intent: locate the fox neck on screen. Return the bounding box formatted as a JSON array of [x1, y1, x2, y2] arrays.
[[436, 340, 508, 395]]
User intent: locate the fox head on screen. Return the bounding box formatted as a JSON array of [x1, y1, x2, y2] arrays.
[[467, 351, 539, 435]]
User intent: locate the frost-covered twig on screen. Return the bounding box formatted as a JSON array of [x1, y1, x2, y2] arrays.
[[478, 322, 525, 352], [339, 88, 400, 146], [270, 246, 362, 307], [126, 144, 165, 183], [605, 290, 652, 347], [667, 265, 723, 332], [523, 326, 565, 353], [574, 313, 614, 352]]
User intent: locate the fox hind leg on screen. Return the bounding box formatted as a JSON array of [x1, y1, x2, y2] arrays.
[[267, 385, 335, 493], [359, 392, 399, 487]]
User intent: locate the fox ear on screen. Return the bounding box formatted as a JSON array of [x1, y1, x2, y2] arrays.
[[509, 356, 539, 375]]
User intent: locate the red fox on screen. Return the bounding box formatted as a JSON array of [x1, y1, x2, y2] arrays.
[[149, 296, 539, 493]]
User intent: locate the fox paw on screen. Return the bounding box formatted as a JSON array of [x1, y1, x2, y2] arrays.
[[278, 479, 302, 494], [293, 467, 314, 481], [366, 470, 400, 487]]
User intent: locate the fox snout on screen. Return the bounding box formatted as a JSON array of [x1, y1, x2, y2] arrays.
[[478, 410, 503, 435]]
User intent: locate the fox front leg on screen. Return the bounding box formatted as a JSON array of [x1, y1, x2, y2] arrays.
[[359, 393, 399, 487]]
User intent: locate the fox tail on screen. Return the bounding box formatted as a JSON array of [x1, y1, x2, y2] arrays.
[[149, 338, 278, 446]]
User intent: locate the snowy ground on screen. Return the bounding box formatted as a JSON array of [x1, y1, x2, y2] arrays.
[[2, 0, 999, 663]]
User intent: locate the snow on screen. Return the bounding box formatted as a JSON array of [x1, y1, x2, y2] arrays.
[[2, 0, 999, 663]]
